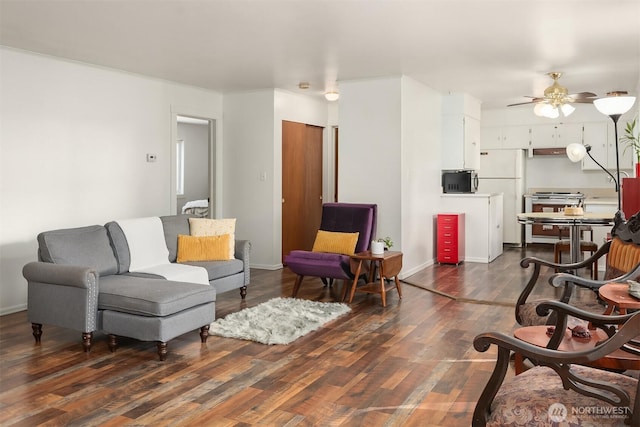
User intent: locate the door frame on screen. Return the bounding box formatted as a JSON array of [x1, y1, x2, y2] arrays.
[[170, 107, 221, 217]]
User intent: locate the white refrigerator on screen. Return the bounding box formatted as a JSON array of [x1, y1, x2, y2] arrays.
[[477, 149, 526, 246]]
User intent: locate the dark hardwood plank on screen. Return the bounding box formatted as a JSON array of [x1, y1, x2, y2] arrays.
[[0, 245, 586, 425]]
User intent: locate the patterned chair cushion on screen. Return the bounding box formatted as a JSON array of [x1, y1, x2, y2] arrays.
[[604, 238, 640, 281], [487, 365, 637, 426], [517, 299, 606, 327]]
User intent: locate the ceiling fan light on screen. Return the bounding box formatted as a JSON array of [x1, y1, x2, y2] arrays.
[[533, 103, 547, 117], [566, 143, 587, 162], [544, 105, 559, 118], [324, 92, 339, 101], [594, 91, 636, 116], [560, 103, 575, 117]]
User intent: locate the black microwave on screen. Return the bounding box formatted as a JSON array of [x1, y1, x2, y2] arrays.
[[442, 170, 478, 193]]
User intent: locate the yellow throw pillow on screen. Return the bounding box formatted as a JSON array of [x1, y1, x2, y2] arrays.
[[176, 234, 231, 262], [311, 230, 360, 256], [188, 218, 236, 259]]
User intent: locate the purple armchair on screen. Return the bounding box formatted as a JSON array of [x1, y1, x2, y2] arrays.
[[285, 203, 377, 299]]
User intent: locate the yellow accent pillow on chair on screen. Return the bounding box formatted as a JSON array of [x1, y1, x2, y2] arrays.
[[176, 234, 231, 262], [311, 230, 359, 256]]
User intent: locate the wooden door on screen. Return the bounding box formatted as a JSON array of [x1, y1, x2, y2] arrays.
[[282, 121, 323, 262]]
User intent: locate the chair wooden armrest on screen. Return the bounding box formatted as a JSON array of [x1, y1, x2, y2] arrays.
[[516, 244, 611, 325], [551, 262, 640, 292], [472, 304, 640, 427]]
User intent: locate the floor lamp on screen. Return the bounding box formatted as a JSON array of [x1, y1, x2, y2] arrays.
[[568, 91, 636, 222]]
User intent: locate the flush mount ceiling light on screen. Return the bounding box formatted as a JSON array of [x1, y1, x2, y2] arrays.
[[324, 92, 339, 101], [509, 72, 597, 119], [298, 82, 310, 90]]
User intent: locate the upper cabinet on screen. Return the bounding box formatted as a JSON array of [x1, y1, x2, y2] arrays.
[[481, 125, 530, 149], [442, 94, 481, 170], [582, 121, 634, 170], [530, 123, 583, 148]]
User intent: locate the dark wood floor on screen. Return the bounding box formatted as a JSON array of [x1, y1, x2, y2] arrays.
[[0, 245, 594, 426]]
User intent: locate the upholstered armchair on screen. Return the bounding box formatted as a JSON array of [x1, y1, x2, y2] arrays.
[[473, 300, 640, 426], [516, 212, 640, 326], [285, 203, 377, 300]]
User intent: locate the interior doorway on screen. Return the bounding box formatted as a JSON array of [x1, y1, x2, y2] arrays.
[[282, 120, 324, 262], [176, 116, 215, 218], [333, 126, 339, 202]]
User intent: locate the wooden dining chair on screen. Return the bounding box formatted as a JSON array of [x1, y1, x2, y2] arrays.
[[472, 301, 640, 426], [516, 212, 640, 326]]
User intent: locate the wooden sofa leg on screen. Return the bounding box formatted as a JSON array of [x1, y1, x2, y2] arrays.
[[108, 334, 117, 353], [240, 285, 247, 299], [157, 342, 168, 361], [31, 323, 42, 343], [82, 332, 93, 352], [200, 325, 210, 343], [292, 275, 304, 297]]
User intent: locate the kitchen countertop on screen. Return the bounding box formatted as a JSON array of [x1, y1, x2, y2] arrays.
[[584, 197, 617, 205], [441, 193, 502, 198], [524, 188, 617, 205]]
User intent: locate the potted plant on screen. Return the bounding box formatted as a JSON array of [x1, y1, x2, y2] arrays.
[[371, 236, 393, 254], [621, 118, 640, 176]]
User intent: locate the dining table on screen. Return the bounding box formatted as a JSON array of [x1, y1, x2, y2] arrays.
[[517, 211, 616, 263]]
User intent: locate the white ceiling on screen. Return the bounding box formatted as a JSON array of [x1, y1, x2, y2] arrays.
[[1, 0, 639, 109]]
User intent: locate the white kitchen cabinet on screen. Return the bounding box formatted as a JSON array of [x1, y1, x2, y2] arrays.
[[481, 125, 530, 149], [442, 114, 481, 170], [440, 193, 503, 263], [581, 122, 633, 171], [606, 121, 634, 170], [530, 123, 583, 148], [582, 122, 609, 171]]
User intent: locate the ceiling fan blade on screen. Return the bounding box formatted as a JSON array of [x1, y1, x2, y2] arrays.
[[568, 92, 597, 99], [507, 97, 544, 107], [507, 101, 536, 107], [570, 99, 595, 104]]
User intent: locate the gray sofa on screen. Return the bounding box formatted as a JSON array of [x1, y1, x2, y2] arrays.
[[22, 214, 251, 360]]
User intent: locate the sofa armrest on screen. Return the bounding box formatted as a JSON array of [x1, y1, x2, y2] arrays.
[[235, 240, 251, 285], [23, 262, 98, 289], [23, 262, 100, 333]]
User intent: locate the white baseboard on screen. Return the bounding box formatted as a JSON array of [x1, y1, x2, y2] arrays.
[[0, 303, 27, 316], [250, 263, 283, 270]]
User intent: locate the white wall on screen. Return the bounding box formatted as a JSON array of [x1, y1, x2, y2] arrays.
[[338, 76, 442, 276], [339, 77, 402, 239], [222, 89, 328, 269], [222, 90, 276, 269], [400, 77, 442, 276], [0, 47, 223, 314]]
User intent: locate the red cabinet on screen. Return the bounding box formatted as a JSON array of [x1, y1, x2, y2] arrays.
[[622, 177, 640, 219], [437, 213, 465, 265]]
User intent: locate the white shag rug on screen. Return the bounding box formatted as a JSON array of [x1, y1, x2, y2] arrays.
[[209, 297, 351, 345]]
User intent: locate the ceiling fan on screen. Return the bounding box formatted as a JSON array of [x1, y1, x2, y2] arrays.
[[507, 72, 597, 118]]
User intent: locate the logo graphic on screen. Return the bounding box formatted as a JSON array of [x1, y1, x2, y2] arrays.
[[548, 403, 568, 422]]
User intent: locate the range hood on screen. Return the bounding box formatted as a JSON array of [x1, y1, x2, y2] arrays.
[[531, 147, 566, 156]]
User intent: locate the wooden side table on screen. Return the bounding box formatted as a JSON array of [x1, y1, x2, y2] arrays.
[[598, 283, 640, 315], [348, 251, 403, 307]]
